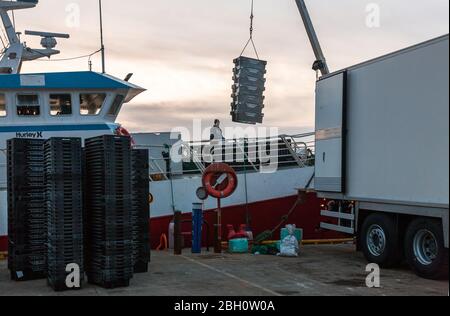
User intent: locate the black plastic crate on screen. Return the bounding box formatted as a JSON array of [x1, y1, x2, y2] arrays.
[[47, 276, 84, 292], [131, 149, 151, 272], [86, 275, 131, 289], [84, 135, 134, 288], [7, 139, 47, 281], [10, 269, 47, 282], [45, 137, 84, 291]]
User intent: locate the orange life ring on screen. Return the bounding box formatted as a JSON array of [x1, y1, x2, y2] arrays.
[[202, 163, 238, 199]]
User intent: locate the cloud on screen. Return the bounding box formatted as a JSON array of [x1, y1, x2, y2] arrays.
[[4, 0, 449, 136], [118, 101, 223, 132], [118, 90, 316, 138]]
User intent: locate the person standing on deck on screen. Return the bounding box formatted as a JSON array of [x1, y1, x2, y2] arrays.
[[210, 119, 225, 141], [209, 119, 225, 163]]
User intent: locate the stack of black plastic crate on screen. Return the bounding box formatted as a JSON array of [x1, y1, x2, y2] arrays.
[[45, 138, 84, 291], [131, 149, 150, 273], [231, 56, 267, 124], [7, 139, 46, 281], [84, 135, 133, 288]]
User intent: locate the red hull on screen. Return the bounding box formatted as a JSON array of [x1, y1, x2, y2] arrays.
[[0, 193, 343, 253], [0, 236, 6, 253], [150, 193, 344, 249]]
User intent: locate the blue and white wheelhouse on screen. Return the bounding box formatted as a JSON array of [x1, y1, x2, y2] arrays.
[[0, 71, 145, 237]]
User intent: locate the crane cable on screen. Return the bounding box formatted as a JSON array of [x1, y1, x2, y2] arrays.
[[240, 0, 260, 60]]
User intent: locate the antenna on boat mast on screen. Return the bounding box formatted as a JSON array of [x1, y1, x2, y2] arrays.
[[0, 0, 69, 74], [99, 0, 105, 74]]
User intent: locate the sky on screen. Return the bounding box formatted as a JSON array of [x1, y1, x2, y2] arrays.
[[4, 0, 449, 135]]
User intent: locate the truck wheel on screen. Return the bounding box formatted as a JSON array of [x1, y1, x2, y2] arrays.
[[361, 213, 402, 268], [404, 219, 448, 280]]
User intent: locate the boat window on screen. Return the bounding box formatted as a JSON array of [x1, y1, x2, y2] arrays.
[[108, 94, 125, 115], [0, 94, 6, 117], [80, 93, 106, 115], [17, 94, 40, 116], [50, 94, 72, 116]]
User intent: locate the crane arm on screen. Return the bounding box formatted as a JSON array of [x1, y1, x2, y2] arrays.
[[294, 0, 330, 76]]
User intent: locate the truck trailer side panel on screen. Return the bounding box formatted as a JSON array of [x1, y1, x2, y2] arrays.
[[315, 35, 449, 279], [316, 35, 449, 208]]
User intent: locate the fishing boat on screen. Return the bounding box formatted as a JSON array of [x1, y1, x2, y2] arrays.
[[0, 1, 340, 252]]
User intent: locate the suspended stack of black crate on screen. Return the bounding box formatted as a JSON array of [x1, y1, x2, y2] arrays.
[[7, 138, 46, 281], [45, 138, 84, 291], [131, 149, 150, 273], [84, 135, 133, 288], [231, 56, 267, 124]]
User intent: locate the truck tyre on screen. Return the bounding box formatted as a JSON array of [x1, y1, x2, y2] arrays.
[[404, 218, 448, 280], [361, 213, 402, 268]]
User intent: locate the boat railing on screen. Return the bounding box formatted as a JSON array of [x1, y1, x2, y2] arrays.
[[0, 133, 316, 184], [134, 132, 316, 182]]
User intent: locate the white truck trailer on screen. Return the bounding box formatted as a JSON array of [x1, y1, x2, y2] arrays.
[[315, 34, 449, 279]]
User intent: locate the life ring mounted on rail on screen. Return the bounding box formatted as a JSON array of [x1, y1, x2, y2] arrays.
[[115, 125, 136, 145], [202, 163, 238, 199]]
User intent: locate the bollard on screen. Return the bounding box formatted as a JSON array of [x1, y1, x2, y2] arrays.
[[214, 199, 222, 254], [192, 203, 203, 254]]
